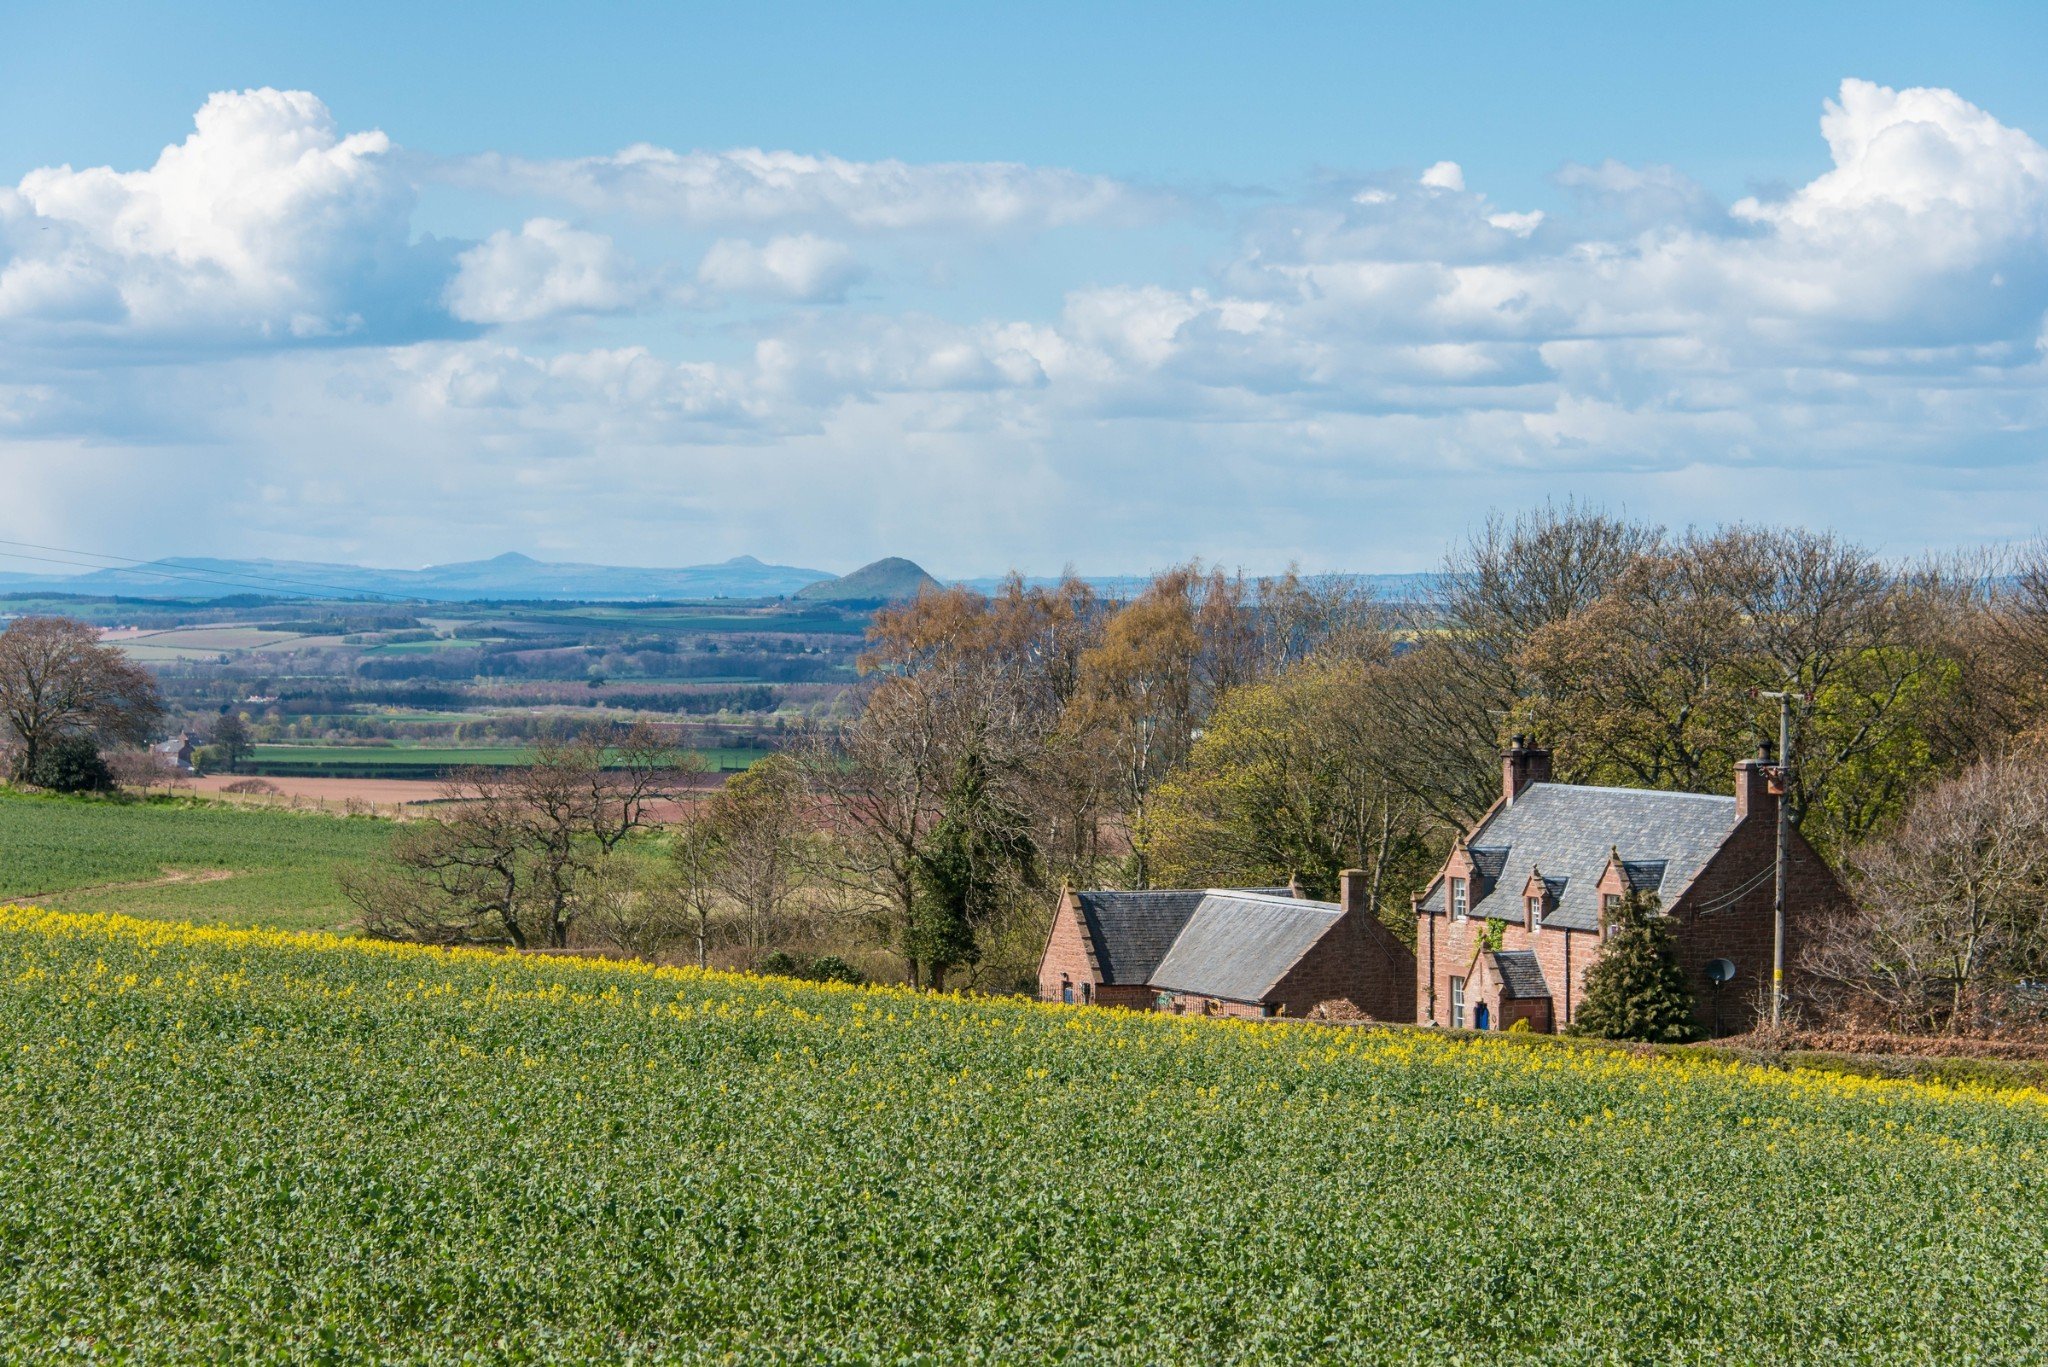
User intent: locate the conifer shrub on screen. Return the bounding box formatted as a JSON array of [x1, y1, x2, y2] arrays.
[[1571, 893, 1704, 1043]]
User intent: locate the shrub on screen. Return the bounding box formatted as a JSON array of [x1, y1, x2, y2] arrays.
[[28, 736, 114, 794], [1571, 893, 1703, 1043]]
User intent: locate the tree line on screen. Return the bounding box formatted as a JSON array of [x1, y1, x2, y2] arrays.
[[9, 505, 2048, 1032]]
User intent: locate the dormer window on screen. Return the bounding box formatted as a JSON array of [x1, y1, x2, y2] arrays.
[[1450, 877, 1469, 920], [1526, 894, 1543, 929]]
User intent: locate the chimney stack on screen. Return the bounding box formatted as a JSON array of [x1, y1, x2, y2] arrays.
[[1501, 735, 1553, 806], [1735, 742, 1777, 821], [1339, 869, 1369, 915]]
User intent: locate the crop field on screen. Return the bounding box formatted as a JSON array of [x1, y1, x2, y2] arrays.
[[2, 908, 2045, 1362], [0, 793, 392, 931], [245, 744, 766, 775]]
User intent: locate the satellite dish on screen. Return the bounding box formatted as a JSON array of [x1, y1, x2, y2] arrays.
[[1705, 958, 1737, 987]]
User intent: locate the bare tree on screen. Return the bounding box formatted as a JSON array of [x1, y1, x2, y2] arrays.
[[0, 616, 163, 782], [346, 726, 687, 948], [1816, 750, 2048, 1032], [702, 754, 813, 959]]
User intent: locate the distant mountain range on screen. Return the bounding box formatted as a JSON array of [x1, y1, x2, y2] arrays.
[[0, 551, 1440, 605], [0, 552, 836, 603]]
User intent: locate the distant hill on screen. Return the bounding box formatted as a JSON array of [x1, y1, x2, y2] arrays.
[[794, 557, 943, 604], [0, 553, 835, 603]]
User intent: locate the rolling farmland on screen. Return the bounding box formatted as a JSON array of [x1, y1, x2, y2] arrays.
[[2, 906, 2045, 1361], [0, 793, 393, 931]]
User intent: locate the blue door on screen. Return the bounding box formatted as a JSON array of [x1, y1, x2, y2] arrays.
[[1474, 1002, 1491, 1031]]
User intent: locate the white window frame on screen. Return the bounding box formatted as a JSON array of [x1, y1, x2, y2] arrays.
[[1527, 894, 1543, 932], [1450, 877, 1469, 920], [1449, 975, 1467, 1029]]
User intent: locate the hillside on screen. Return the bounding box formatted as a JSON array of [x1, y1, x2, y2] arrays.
[[794, 556, 943, 603], [0, 792, 393, 932], [2, 907, 2043, 1360]]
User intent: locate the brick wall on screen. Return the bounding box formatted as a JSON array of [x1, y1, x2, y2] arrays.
[[1036, 892, 1102, 1004], [1269, 906, 1416, 1021], [1666, 812, 1850, 1033]]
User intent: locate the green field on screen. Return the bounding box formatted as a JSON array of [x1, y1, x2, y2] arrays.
[[245, 744, 766, 775], [1, 906, 2045, 1361], [0, 792, 392, 932]]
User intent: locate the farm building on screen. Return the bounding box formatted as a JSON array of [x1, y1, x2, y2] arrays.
[[1038, 876, 1416, 1021], [153, 734, 195, 774], [1416, 738, 1849, 1035]]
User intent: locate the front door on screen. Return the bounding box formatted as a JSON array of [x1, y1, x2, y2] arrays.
[[1474, 1002, 1491, 1031]]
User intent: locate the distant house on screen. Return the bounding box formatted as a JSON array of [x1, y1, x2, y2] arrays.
[[1039, 876, 1417, 1021], [153, 734, 195, 774], [1416, 738, 1849, 1035]]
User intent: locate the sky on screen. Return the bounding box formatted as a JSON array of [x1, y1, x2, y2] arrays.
[[2, 1, 2046, 577]]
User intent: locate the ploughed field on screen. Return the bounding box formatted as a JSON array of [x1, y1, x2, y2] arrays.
[[3, 908, 2045, 1362]]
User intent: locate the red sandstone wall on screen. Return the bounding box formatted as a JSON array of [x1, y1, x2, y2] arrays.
[[1270, 910, 1416, 1021], [1037, 895, 1101, 1003]]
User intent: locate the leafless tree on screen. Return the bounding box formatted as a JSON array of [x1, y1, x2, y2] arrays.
[[1815, 750, 2048, 1032], [0, 616, 163, 782], [346, 724, 688, 948]]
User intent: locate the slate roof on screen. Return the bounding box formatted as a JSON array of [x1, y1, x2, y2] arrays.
[[1074, 887, 1293, 986], [1422, 783, 1738, 932], [1149, 892, 1344, 1004], [1492, 949, 1550, 1000]]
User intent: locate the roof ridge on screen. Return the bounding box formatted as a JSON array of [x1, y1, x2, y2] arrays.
[[1525, 782, 1735, 803]]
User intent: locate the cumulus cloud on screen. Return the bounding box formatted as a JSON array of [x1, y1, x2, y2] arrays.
[[442, 144, 1156, 231], [0, 88, 449, 344], [696, 234, 866, 303], [1419, 160, 1466, 192], [6, 79, 2048, 573], [444, 218, 649, 324]]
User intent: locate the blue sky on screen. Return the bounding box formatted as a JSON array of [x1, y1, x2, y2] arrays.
[[2, 2, 2046, 575]]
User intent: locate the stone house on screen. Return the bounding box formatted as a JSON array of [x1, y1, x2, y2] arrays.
[[153, 734, 196, 774], [1038, 875, 1416, 1021], [1416, 738, 1848, 1035]]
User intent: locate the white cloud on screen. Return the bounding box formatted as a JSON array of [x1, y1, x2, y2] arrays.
[[444, 145, 1153, 231], [0, 88, 442, 343], [696, 234, 865, 303], [444, 218, 648, 324], [6, 79, 2048, 574], [1420, 160, 1466, 192]]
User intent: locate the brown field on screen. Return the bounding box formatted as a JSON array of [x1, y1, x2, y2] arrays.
[[186, 773, 712, 822]]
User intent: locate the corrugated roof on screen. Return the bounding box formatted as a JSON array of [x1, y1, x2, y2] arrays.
[[1422, 783, 1737, 932], [1074, 887, 1294, 986], [1492, 949, 1550, 1000], [1148, 892, 1343, 1003]]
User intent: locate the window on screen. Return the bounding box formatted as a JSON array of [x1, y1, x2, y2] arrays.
[[1081, 982, 1092, 1005], [1450, 877, 1469, 920], [1602, 893, 1623, 933], [1527, 895, 1543, 931], [1450, 976, 1467, 1029]]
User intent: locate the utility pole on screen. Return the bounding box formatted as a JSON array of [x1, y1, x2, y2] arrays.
[[1757, 689, 1798, 1028]]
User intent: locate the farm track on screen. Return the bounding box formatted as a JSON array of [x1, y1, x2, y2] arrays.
[[17, 866, 237, 902]]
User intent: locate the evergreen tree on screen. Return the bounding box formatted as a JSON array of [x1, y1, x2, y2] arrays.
[[909, 750, 1035, 990], [1571, 893, 1703, 1042]]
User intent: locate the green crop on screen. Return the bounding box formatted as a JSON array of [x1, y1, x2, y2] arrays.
[[2, 906, 2045, 1363], [0, 793, 391, 931]]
